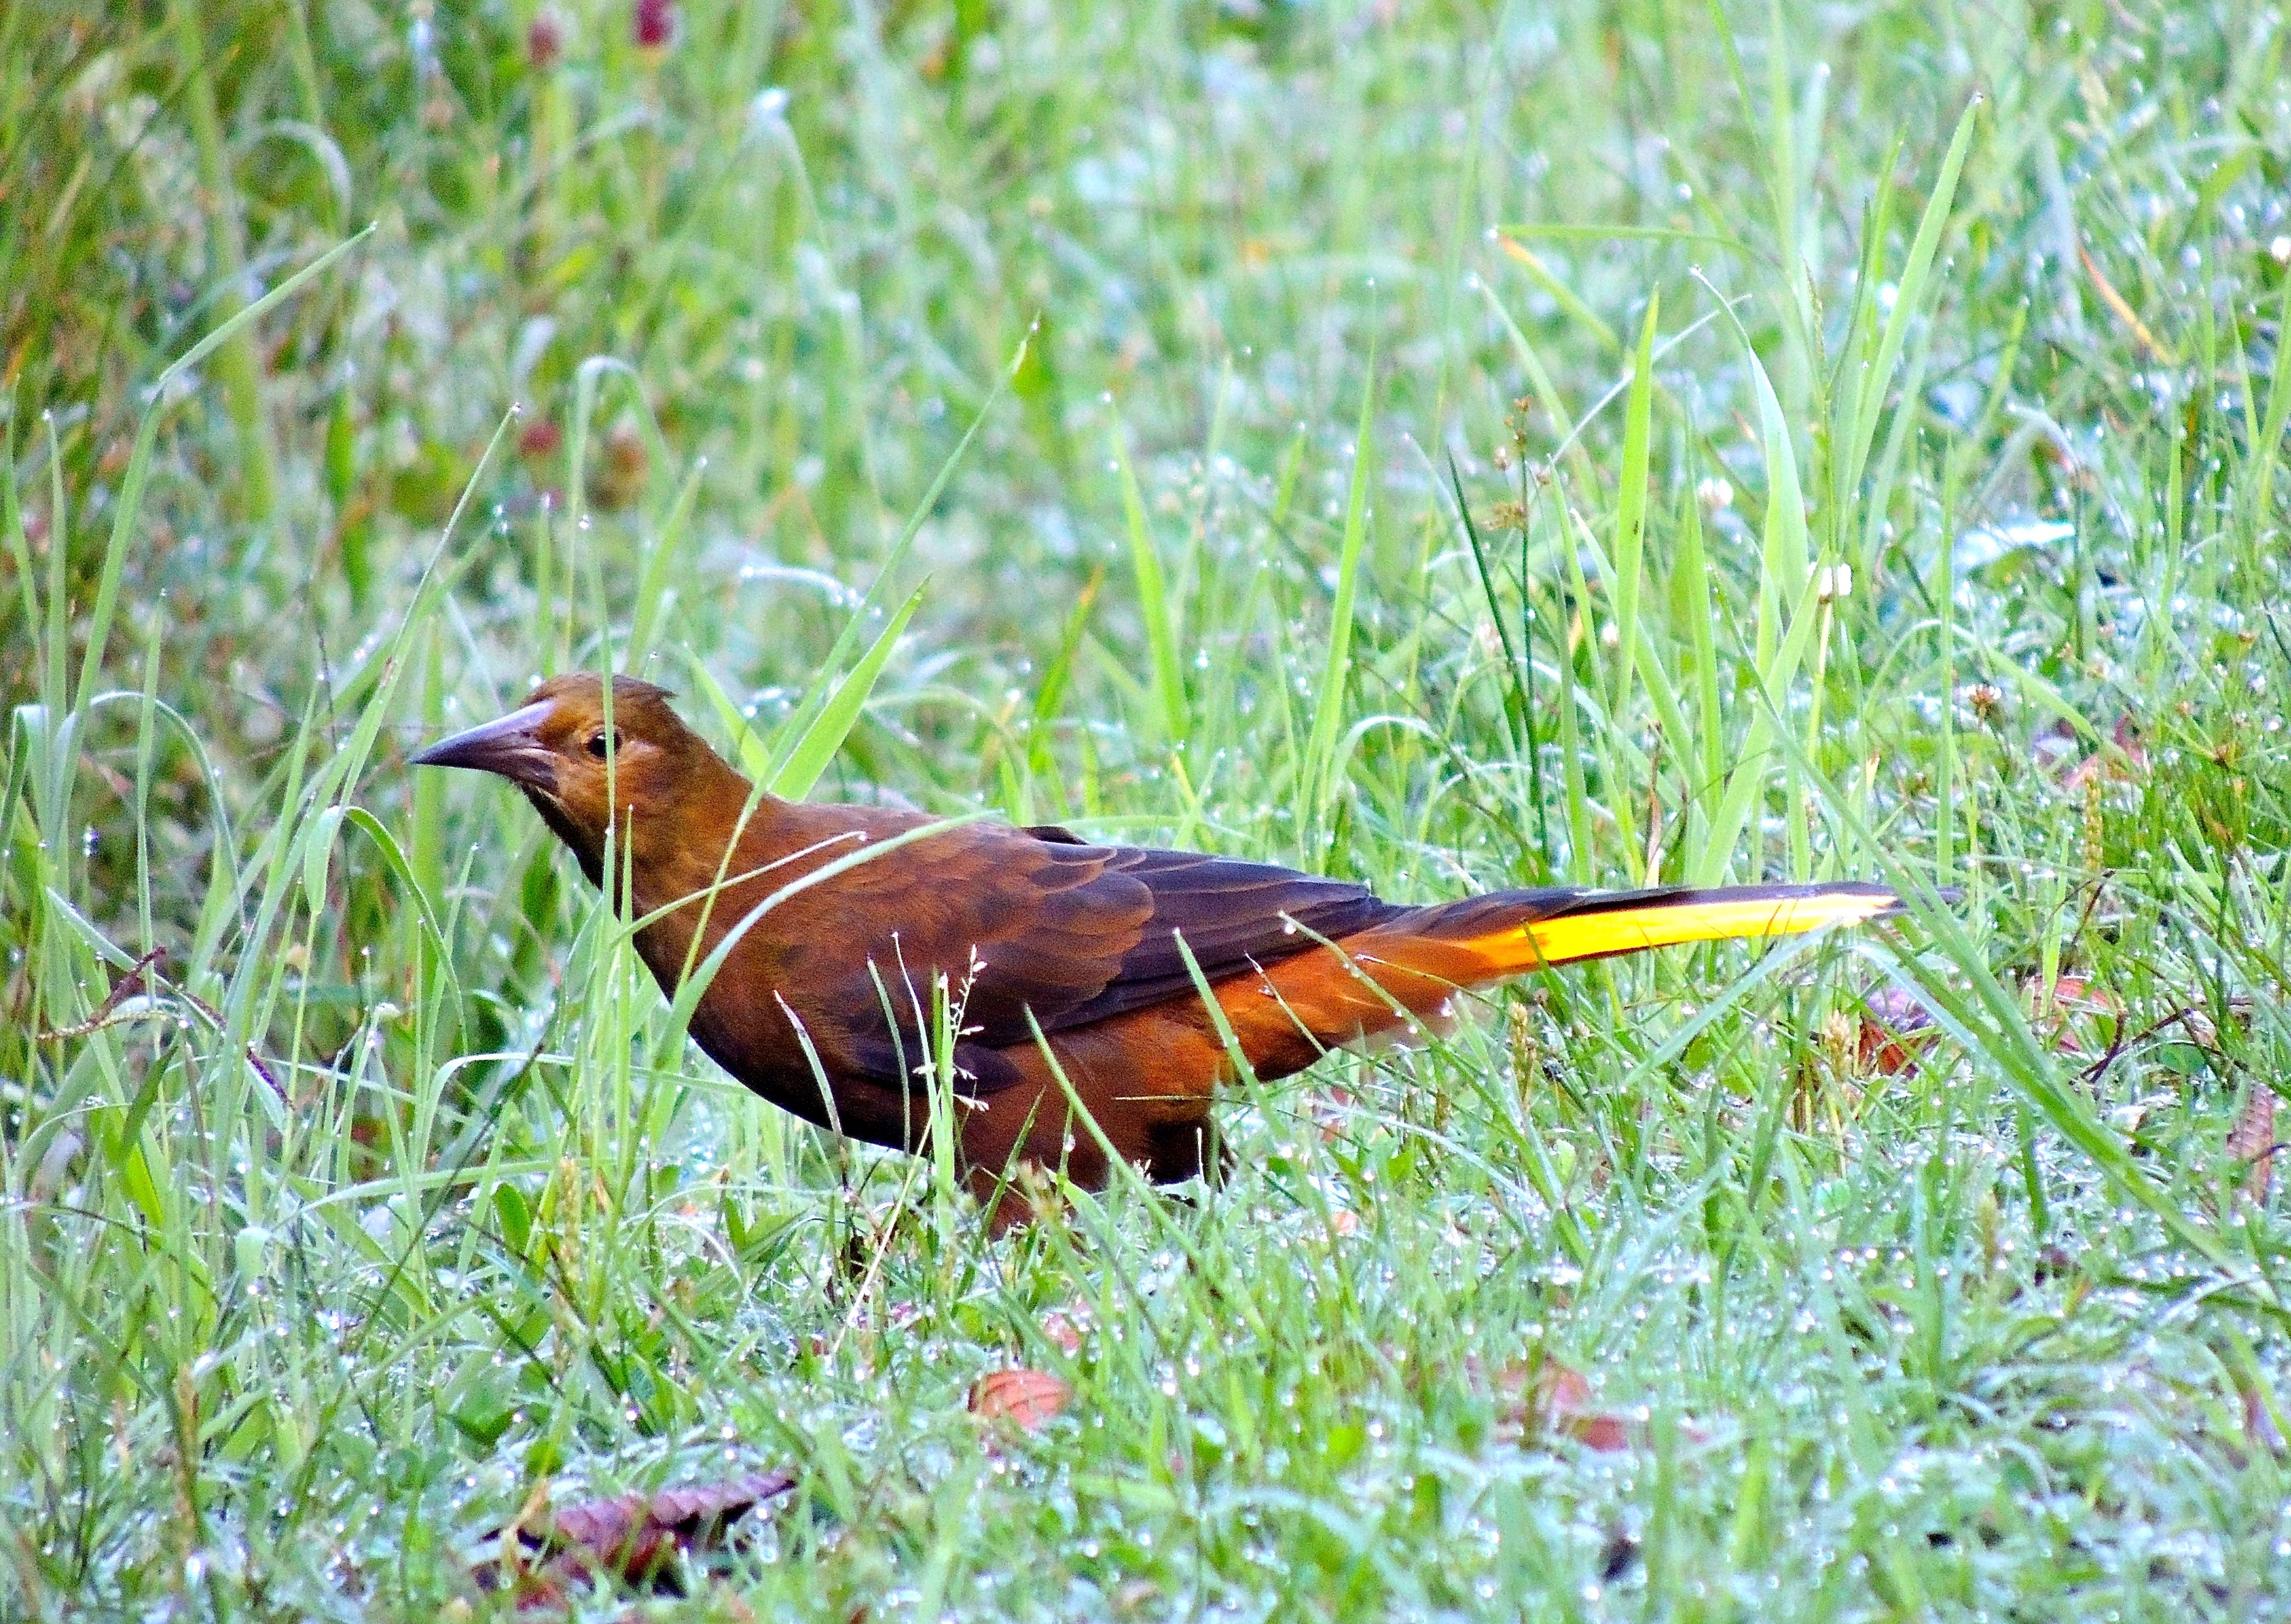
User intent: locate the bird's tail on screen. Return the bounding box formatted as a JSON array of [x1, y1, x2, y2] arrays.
[[1399, 879, 1903, 976], [1214, 879, 1904, 1083]]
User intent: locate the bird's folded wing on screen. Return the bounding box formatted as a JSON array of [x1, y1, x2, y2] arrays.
[[1041, 846, 1401, 1030], [790, 824, 1398, 1095]]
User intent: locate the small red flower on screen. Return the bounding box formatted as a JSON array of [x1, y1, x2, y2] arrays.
[[633, 0, 676, 51], [516, 418, 563, 460], [526, 7, 565, 69]]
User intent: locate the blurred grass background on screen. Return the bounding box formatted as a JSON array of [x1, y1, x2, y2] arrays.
[[5, 0, 2291, 1616]]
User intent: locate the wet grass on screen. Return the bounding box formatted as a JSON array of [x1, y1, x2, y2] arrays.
[[5, 0, 2291, 1617]]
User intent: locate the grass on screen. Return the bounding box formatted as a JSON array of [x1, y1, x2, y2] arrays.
[[5, 0, 2291, 1616]]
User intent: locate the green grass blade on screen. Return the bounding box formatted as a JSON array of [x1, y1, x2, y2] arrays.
[[74, 226, 372, 717], [2247, 275, 2291, 523], [1837, 98, 1980, 523], [625, 452, 707, 672], [1108, 409, 1188, 747], [1610, 292, 1659, 720], [1695, 574, 1824, 885], [757, 335, 1019, 782], [1305, 347, 1378, 831], [767, 580, 929, 801], [1497, 223, 1749, 255]]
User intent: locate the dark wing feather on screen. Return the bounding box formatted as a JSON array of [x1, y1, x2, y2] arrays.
[[794, 821, 1396, 1096], [1026, 846, 1400, 1032]]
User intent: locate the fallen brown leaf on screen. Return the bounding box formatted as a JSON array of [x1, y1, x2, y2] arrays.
[[2243, 1381, 2287, 1458], [1857, 987, 1938, 1077], [1493, 1357, 1638, 1453], [2031, 973, 2121, 1057], [472, 1468, 795, 1602], [2229, 1085, 2276, 1203], [2061, 713, 2147, 791], [969, 1366, 1071, 1430], [1040, 1303, 1093, 1356]]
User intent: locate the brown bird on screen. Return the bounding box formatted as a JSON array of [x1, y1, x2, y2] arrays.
[[414, 675, 1902, 1213]]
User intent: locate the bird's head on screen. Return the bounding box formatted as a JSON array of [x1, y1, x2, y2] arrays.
[[412, 674, 734, 879]]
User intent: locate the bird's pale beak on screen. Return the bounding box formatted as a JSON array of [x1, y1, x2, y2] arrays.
[[410, 700, 560, 791]]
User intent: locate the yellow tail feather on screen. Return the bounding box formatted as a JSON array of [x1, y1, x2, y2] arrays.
[[1507, 887, 1899, 969]]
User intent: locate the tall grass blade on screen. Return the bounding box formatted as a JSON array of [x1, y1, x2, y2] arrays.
[[1306, 348, 1378, 830], [74, 226, 372, 717], [1107, 410, 1188, 747], [753, 335, 1019, 784], [767, 580, 929, 800], [626, 454, 708, 672], [1611, 292, 1660, 720], [1835, 99, 1980, 525]]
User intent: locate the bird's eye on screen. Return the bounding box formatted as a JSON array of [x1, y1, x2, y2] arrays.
[[586, 729, 622, 759]]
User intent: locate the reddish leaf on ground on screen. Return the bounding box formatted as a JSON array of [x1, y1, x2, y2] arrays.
[[1492, 1357, 1638, 1453], [2030, 973, 2121, 1057], [2061, 713, 2148, 790], [1857, 987, 1938, 1077], [2243, 1382, 2287, 1458], [970, 1366, 1072, 1430], [472, 1468, 795, 1601], [2229, 1085, 2276, 1203], [1040, 1303, 1093, 1356], [1535, 1363, 1635, 1452]]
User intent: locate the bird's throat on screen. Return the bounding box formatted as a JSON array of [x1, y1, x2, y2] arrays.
[[619, 766, 793, 999]]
